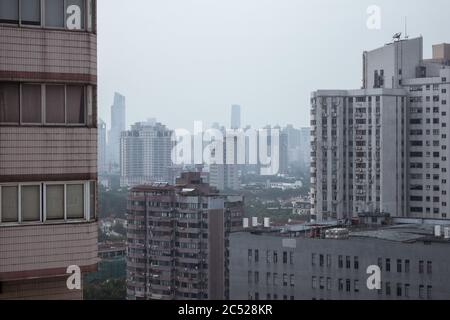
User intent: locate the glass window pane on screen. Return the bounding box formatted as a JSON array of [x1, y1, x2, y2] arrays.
[[67, 184, 84, 219], [89, 181, 96, 220], [21, 185, 40, 222], [65, 0, 84, 30], [0, 0, 19, 23], [21, 0, 40, 25], [1, 186, 18, 223], [45, 85, 65, 123], [22, 84, 42, 123], [66, 85, 85, 124], [46, 185, 64, 220], [0, 83, 20, 123], [45, 0, 64, 27]]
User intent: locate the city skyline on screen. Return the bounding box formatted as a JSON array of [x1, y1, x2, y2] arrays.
[[97, 0, 450, 131]]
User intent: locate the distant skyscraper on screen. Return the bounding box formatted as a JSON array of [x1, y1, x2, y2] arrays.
[[120, 119, 173, 187], [126, 172, 244, 300], [108, 92, 126, 171], [231, 105, 241, 129], [98, 119, 107, 174], [208, 131, 241, 191]]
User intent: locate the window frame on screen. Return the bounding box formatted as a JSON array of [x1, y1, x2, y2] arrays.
[[0, 82, 90, 127], [0, 180, 96, 226], [0, 0, 95, 33]]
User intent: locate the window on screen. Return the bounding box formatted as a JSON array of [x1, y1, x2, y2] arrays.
[[338, 279, 343, 291], [326, 278, 332, 291], [419, 285, 425, 299], [1, 186, 18, 222], [283, 252, 288, 264], [45, 0, 65, 27], [283, 274, 288, 287], [386, 282, 391, 296], [254, 249, 259, 263], [346, 256, 351, 269], [89, 181, 95, 220], [319, 254, 324, 267], [0, 83, 20, 123], [66, 85, 85, 124], [266, 272, 271, 285], [326, 254, 331, 267], [21, 0, 40, 25], [21, 84, 42, 124], [427, 286, 433, 299], [386, 258, 391, 272], [354, 257, 359, 270], [427, 261, 432, 274], [254, 272, 259, 284], [45, 85, 65, 124], [66, 184, 84, 219], [405, 260, 410, 273], [46, 185, 64, 220], [312, 277, 317, 289], [397, 259, 402, 273], [21, 185, 41, 222], [405, 284, 410, 298], [338, 255, 343, 268], [290, 274, 295, 287], [0, 0, 19, 24], [354, 280, 360, 293], [346, 279, 351, 292], [66, 0, 85, 29], [397, 283, 402, 297], [419, 261, 424, 274]]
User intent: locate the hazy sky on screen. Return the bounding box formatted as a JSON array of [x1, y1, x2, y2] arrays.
[[98, 0, 450, 131]]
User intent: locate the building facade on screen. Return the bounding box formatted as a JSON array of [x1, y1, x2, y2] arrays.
[[311, 37, 450, 222], [126, 172, 244, 300], [108, 92, 126, 172], [120, 120, 173, 187], [230, 223, 450, 300], [0, 0, 98, 300], [231, 104, 241, 130]]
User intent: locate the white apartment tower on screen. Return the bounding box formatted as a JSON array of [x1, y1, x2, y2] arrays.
[[120, 120, 173, 187], [311, 37, 450, 222]]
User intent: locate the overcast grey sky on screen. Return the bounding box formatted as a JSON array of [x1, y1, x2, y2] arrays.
[[98, 0, 450, 131]]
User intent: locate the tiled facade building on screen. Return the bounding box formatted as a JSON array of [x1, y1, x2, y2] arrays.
[[126, 172, 244, 300], [0, 0, 98, 299]]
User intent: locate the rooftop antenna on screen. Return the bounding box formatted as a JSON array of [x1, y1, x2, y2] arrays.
[[404, 16, 409, 39]]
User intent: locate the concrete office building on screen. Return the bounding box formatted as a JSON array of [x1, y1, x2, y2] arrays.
[[126, 172, 244, 300], [311, 36, 450, 222], [230, 221, 450, 300], [0, 0, 98, 299], [98, 118, 107, 174], [108, 92, 126, 171], [120, 119, 173, 187]]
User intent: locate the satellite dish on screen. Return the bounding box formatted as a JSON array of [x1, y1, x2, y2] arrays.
[[393, 32, 402, 41]]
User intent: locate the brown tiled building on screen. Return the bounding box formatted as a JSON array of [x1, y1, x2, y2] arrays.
[[126, 172, 244, 300], [0, 0, 98, 300]]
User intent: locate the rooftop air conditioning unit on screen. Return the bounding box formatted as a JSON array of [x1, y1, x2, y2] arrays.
[[435, 225, 442, 237]]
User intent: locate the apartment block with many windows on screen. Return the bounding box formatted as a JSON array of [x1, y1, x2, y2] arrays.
[[0, 0, 98, 299], [311, 37, 450, 221], [126, 172, 244, 300]]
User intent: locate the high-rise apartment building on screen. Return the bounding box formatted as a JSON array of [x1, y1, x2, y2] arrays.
[[108, 92, 126, 171], [98, 118, 107, 174], [231, 105, 241, 130], [120, 119, 173, 187], [0, 0, 98, 299], [311, 37, 450, 222], [209, 133, 241, 191], [126, 172, 244, 300]]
